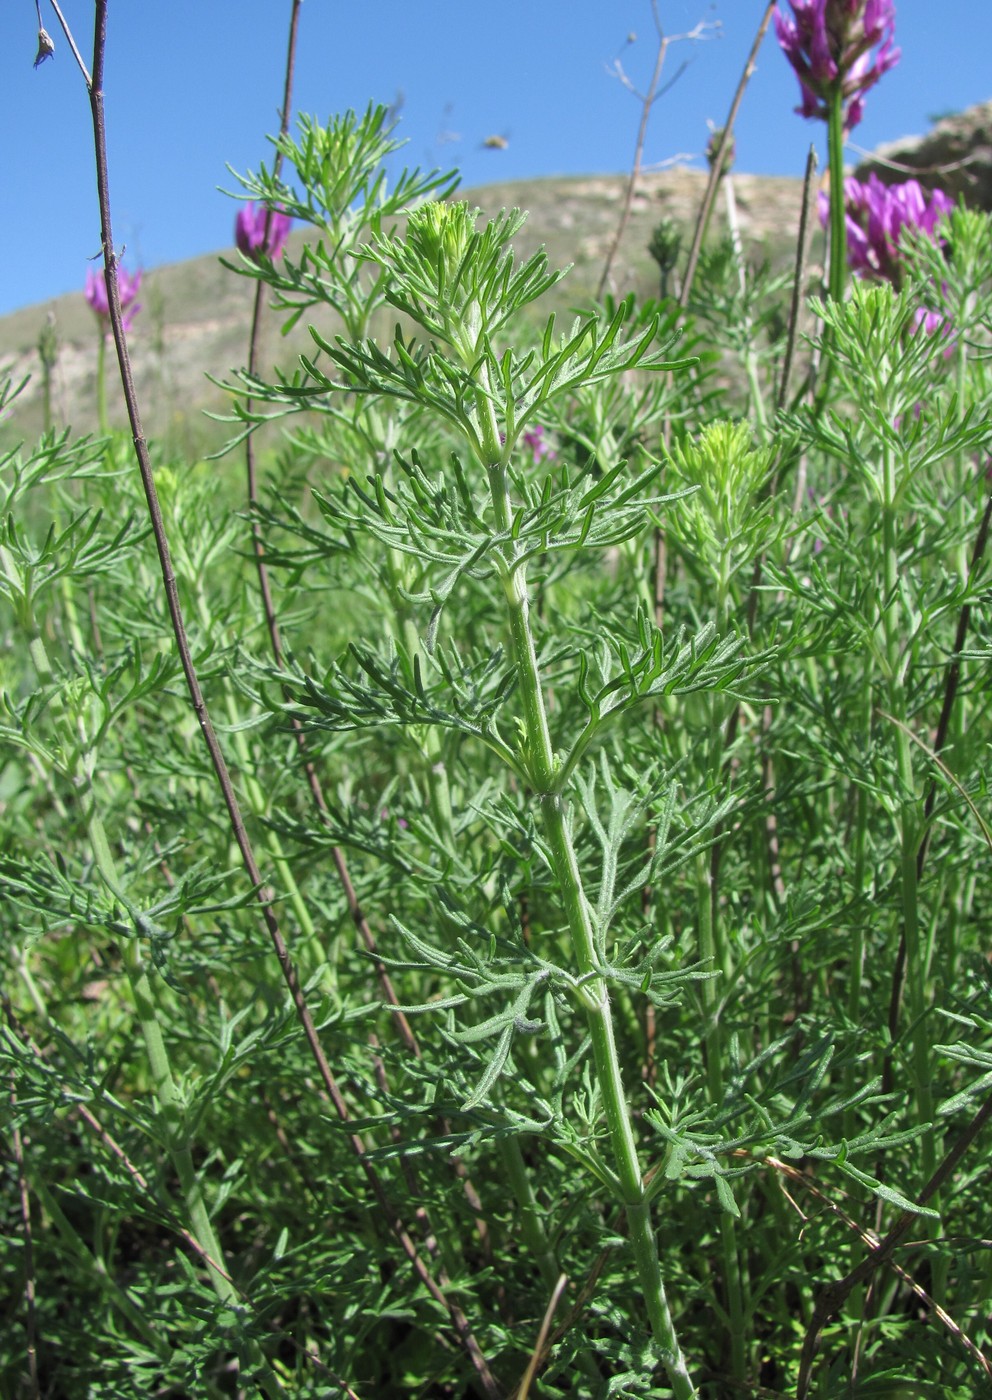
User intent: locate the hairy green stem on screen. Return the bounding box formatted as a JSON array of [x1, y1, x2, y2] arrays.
[[496, 1136, 561, 1292], [843, 670, 872, 1141], [826, 92, 847, 304], [25, 622, 282, 1397], [879, 441, 935, 1189], [486, 456, 697, 1398], [96, 331, 109, 436]]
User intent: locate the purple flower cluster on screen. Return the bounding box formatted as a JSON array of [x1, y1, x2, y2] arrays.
[[523, 425, 556, 464], [774, 0, 899, 131], [84, 266, 143, 334], [500, 426, 557, 463], [235, 202, 292, 262], [820, 174, 953, 284]]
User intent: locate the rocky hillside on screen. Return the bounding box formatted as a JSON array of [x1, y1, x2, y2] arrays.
[[855, 99, 992, 206], [0, 169, 806, 452], [5, 94, 991, 452]]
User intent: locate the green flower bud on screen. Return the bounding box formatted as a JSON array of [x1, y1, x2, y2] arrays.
[[407, 201, 478, 272]]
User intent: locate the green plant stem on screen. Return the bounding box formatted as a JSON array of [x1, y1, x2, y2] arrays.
[[826, 92, 847, 305], [496, 1136, 561, 1291], [190, 594, 336, 994], [694, 689, 748, 1386], [84, 808, 239, 1302], [96, 331, 109, 435], [400, 612, 455, 844], [879, 441, 935, 1189], [86, 807, 286, 1398], [29, 1173, 174, 1364], [378, 455, 456, 846], [723, 173, 768, 444], [485, 450, 697, 1398], [24, 622, 282, 1397], [843, 670, 872, 1142]]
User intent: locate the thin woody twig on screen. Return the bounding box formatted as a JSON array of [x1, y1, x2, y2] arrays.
[[236, 0, 494, 1276], [776, 144, 819, 416], [76, 6, 498, 1392], [680, 0, 776, 309], [597, 6, 717, 301], [795, 1087, 992, 1397], [44, 0, 90, 85]]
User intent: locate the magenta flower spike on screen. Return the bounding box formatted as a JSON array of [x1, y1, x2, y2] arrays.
[[84, 266, 143, 333], [235, 202, 292, 262], [774, 0, 900, 131], [819, 174, 953, 283], [819, 174, 955, 348]]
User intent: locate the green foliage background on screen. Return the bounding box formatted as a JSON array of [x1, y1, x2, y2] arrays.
[[3, 99, 992, 1400]]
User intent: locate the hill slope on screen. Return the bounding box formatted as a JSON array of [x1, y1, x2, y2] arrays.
[[2, 169, 807, 449]]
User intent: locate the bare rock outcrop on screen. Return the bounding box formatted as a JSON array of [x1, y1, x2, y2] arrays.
[[854, 99, 992, 208]]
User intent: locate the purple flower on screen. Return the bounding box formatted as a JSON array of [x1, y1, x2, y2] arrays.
[[235, 202, 292, 261], [84, 266, 143, 334], [774, 0, 899, 131], [819, 174, 953, 284], [523, 426, 556, 463], [911, 303, 955, 356]]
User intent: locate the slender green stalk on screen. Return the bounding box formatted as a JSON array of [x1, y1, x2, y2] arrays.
[[723, 173, 768, 445], [81, 817, 240, 1292], [400, 611, 455, 844], [485, 449, 697, 1398], [95, 331, 109, 435], [843, 670, 872, 1141], [377, 453, 456, 847], [189, 594, 336, 993], [24, 621, 283, 1397], [693, 695, 748, 1385], [826, 92, 848, 305], [879, 440, 934, 1185], [29, 1174, 175, 1367], [496, 1136, 561, 1292]]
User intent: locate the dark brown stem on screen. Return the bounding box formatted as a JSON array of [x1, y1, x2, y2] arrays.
[[796, 1087, 992, 1397], [883, 480, 992, 1093], [916, 481, 992, 873], [239, 2, 421, 1058], [680, 0, 776, 310], [652, 518, 667, 630], [597, 5, 670, 302], [81, 7, 497, 1392], [776, 144, 819, 417], [235, 3, 495, 1289], [242, 0, 302, 657]]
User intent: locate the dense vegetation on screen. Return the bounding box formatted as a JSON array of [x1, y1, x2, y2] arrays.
[[3, 4, 992, 1397]]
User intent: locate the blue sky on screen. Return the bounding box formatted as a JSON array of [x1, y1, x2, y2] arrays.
[[3, 0, 989, 317]]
